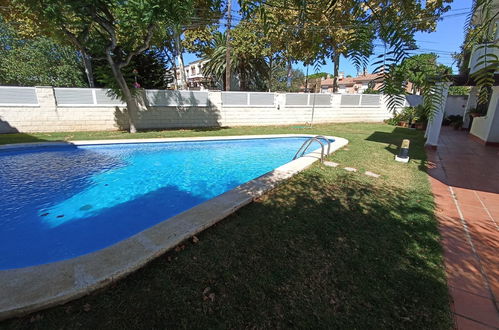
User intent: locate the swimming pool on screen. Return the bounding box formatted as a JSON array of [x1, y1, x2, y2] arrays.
[[0, 134, 348, 319], [1, 136, 335, 270]]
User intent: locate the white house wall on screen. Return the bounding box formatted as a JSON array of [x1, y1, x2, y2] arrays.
[[444, 95, 468, 117], [471, 86, 499, 143]]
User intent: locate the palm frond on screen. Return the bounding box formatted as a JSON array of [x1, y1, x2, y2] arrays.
[[467, 0, 498, 105]]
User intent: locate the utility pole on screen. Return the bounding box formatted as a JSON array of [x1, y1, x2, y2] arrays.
[[225, 0, 232, 91]]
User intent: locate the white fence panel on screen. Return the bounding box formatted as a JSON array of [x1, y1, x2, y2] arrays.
[[221, 92, 248, 106], [54, 88, 94, 105], [340, 94, 361, 106], [54, 88, 125, 106], [147, 90, 209, 107], [360, 95, 381, 106], [249, 92, 275, 106], [0, 87, 38, 106], [309, 94, 331, 106], [285, 94, 308, 106], [94, 89, 125, 105]]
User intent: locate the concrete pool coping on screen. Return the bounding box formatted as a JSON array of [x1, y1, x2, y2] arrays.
[[0, 134, 348, 320]]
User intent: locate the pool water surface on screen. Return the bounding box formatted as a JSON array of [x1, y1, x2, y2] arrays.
[[0, 137, 327, 269]]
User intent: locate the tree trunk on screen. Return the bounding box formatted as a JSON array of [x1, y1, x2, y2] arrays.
[[82, 52, 95, 87], [174, 28, 187, 90], [304, 65, 309, 92], [332, 53, 340, 93], [286, 59, 292, 91], [107, 57, 138, 133], [239, 63, 247, 91], [268, 56, 273, 92]]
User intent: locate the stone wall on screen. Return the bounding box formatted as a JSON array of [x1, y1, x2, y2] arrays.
[[0, 87, 394, 133]]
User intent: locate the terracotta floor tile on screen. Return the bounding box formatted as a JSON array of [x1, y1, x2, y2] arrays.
[[466, 221, 499, 243], [450, 287, 499, 328], [429, 127, 499, 328], [481, 201, 499, 213], [472, 242, 499, 299], [486, 209, 499, 224], [476, 191, 499, 201], [455, 197, 484, 208], [455, 315, 497, 330]]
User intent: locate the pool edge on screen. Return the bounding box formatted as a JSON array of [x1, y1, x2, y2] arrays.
[[0, 134, 348, 321]]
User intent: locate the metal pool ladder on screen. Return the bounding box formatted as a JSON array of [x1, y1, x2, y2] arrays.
[[293, 135, 331, 163]]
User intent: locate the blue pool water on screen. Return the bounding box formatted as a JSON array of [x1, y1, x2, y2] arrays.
[[0, 137, 327, 269]]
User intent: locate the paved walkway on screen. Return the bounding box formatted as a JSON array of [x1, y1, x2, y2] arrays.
[[426, 127, 499, 329]]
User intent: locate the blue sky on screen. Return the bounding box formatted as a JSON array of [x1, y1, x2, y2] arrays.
[[182, 0, 473, 76]]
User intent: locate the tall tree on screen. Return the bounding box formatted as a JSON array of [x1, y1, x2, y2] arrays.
[[270, 65, 305, 92], [394, 53, 452, 94], [463, 0, 499, 104], [93, 51, 170, 90], [4, 0, 194, 132], [0, 18, 86, 87], [0, 1, 97, 87], [200, 30, 269, 90], [241, 0, 452, 104], [170, 0, 224, 89]]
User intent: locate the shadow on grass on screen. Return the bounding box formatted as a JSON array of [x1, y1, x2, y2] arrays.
[[0, 118, 58, 145], [2, 169, 452, 329], [365, 127, 430, 174], [365, 127, 426, 158], [191, 126, 231, 132]]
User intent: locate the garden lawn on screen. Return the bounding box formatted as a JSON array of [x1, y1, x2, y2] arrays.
[[1, 123, 452, 329]]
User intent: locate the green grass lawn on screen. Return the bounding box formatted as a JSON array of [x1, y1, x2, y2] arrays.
[[1, 123, 452, 329]]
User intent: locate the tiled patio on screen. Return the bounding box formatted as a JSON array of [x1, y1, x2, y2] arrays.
[[426, 127, 499, 329]]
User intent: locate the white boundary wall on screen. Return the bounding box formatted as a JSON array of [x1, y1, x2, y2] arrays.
[[0, 87, 400, 133]]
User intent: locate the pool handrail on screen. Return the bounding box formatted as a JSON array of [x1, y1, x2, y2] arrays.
[[293, 136, 326, 162]]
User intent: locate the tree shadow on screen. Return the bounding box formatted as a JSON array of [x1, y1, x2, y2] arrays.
[[113, 106, 129, 131], [0, 117, 57, 145], [119, 90, 223, 131], [426, 128, 499, 194], [365, 127, 425, 158], [367, 126, 499, 194], [365, 127, 429, 173], [2, 170, 452, 329]]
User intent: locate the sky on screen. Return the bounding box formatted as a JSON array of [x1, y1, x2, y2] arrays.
[[182, 0, 473, 76]]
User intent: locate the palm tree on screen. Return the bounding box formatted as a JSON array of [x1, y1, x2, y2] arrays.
[[201, 31, 268, 91]]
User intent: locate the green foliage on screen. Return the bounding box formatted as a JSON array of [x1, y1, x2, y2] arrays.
[[395, 54, 451, 94], [201, 30, 269, 91], [447, 115, 463, 129], [448, 86, 471, 95], [7, 1, 193, 91], [363, 88, 381, 94], [93, 51, 169, 92], [306, 72, 329, 80], [271, 66, 304, 92], [465, 0, 499, 105], [386, 105, 427, 126], [421, 83, 449, 121], [0, 123, 452, 329], [0, 18, 86, 87], [384, 53, 452, 120]]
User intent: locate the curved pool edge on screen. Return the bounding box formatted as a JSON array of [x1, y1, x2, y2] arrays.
[[0, 134, 349, 321]]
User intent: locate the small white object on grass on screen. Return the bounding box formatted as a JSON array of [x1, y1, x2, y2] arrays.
[[365, 171, 380, 178], [344, 167, 357, 172], [324, 161, 339, 167]]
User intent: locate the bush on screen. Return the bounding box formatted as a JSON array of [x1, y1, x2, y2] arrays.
[[386, 106, 416, 126], [385, 105, 429, 127]]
